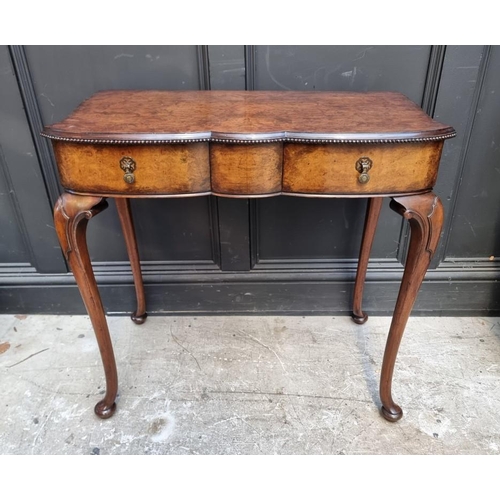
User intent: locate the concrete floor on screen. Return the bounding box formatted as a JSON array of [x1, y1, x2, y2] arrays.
[[0, 314, 499, 455]]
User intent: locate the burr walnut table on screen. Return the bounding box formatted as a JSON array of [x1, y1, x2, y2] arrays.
[[42, 90, 455, 422]]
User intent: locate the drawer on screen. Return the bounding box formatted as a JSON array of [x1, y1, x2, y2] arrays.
[[283, 142, 444, 195], [53, 142, 210, 195]]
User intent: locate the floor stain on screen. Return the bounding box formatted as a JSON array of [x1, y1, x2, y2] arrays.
[[0, 342, 10, 355], [149, 412, 176, 443], [149, 418, 165, 435]]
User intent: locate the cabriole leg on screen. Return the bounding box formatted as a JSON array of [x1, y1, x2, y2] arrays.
[[380, 192, 444, 422], [352, 197, 383, 324], [54, 193, 118, 419], [115, 198, 147, 324]]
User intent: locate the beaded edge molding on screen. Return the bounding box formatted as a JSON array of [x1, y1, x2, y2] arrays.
[[41, 131, 457, 145]]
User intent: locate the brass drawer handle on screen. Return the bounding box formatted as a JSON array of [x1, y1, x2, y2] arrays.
[[120, 156, 136, 184], [356, 157, 372, 184]]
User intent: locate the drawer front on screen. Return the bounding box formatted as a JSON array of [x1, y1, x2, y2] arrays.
[[210, 143, 283, 196], [283, 142, 444, 195], [54, 142, 210, 195]]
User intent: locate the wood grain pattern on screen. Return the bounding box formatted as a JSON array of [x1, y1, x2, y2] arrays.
[[380, 192, 444, 422], [53, 193, 118, 419], [53, 142, 210, 195], [211, 143, 282, 196], [283, 142, 444, 195], [52, 140, 445, 197], [42, 90, 455, 143]]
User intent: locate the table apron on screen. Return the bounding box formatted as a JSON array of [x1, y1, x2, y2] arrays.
[[53, 141, 444, 197]]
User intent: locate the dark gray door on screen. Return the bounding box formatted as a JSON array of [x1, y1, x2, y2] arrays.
[[1, 45, 499, 315]]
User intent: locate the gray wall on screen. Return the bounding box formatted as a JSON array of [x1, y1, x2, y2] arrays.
[[1, 45, 499, 315]]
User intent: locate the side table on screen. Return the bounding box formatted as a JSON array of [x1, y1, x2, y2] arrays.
[[42, 90, 455, 422]]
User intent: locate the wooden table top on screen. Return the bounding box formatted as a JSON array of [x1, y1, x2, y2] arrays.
[[42, 90, 455, 144]]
